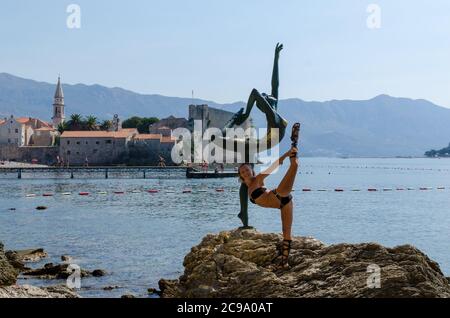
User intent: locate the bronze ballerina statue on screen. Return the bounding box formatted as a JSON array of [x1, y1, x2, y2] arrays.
[[220, 43, 289, 228]]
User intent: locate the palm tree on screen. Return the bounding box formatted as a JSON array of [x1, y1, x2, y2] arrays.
[[70, 114, 82, 130], [86, 116, 98, 131], [100, 120, 112, 131], [57, 122, 67, 134]]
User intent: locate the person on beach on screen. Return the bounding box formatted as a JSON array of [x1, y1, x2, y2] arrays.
[[238, 144, 299, 269]]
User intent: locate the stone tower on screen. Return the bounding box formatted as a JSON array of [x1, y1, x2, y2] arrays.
[[52, 76, 65, 127]]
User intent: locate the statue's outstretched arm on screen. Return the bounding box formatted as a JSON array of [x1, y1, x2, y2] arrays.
[[271, 43, 283, 99]]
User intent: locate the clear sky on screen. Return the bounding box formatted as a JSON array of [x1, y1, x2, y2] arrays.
[[1, 0, 450, 107]]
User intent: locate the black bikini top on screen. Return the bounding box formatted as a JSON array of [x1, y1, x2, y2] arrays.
[[250, 187, 267, 204]]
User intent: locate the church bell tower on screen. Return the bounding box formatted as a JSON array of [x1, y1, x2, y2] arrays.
[[52, 76, 65, 127]]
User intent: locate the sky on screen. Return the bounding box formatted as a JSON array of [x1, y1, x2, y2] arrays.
[[1, 0, 450, 107]]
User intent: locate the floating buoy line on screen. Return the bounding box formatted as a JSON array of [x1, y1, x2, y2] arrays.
[[22, 185, 449, 198]]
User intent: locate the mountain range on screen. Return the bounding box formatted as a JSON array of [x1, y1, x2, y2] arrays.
[[1, 72, 449, 157]]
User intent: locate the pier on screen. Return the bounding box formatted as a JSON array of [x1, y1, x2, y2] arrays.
[[0, 166, 187, 179]]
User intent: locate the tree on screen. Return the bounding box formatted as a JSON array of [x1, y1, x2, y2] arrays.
[[69, 114, 83, 130], [122, 116, 159, 133], [100, 120, 112, 131], [86, 116, 98, 131], [57, 122, 67, 134]]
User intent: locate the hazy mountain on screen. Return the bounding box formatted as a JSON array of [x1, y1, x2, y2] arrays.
[[1, 72, 449, 157]]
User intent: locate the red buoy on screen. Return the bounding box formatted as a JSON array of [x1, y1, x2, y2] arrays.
[[79, 192, 89, 196]]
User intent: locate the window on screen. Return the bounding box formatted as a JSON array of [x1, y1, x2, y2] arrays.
[[96, 141, 100, 145], [15, 129, 18, 134], [106, 140, 112, 144], [76, 152, 80, 155], [8, 139, 10, 143], [67, 151, 71, 155], [76, 141, 80, 145], [67, 140, 70, 145]]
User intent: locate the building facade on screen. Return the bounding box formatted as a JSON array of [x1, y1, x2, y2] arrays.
[[59, 129, 138, 165], [188, 104, 252, 133]]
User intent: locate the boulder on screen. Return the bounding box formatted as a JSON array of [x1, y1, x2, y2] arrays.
[[23, 263, 90, 279], [92, 269, 107, 277], [12, 248, 48, 262], [0, 285, 79, 298], [61, 255, 73, 262], [159, 229, 450, 298], [0, 243, 18, 286]]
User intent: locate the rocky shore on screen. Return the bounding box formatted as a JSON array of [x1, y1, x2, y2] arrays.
[[159, 229, 450, 298], [0, 242, 79, 298]]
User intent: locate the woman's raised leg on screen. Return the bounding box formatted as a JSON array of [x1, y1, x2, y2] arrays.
[[276, 157, 298, 197]]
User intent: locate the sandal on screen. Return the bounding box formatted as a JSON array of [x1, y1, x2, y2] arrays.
[[290, 123, 301, 148], [273, 239, 292, 270]]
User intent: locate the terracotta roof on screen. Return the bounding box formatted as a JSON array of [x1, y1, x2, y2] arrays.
[[134, 134, 162, 140], [35, 127, 55, 131], [61, 130, 136, 138], [0, 120, 5, 125], [161, 136, 176, 143], [16, 117, 32, 124]]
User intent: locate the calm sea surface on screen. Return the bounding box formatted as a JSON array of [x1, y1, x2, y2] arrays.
[[1, 158, 449, 297]]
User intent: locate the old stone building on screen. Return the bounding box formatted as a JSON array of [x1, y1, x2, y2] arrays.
[[59, 128, 138, 165], [0, 116, 55, 147], [149, 116, 188, 132], [188, 104, 252, 133]]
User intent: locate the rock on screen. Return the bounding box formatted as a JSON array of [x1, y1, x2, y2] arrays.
[[0, 243, 18, 286], [147, 288, 160, 295], [92, 269, 107, 277], [5, 251, 30, 272], [0, 284, 79, 298], [159, 229, 450, 298], [103, 285, 120, 291], [23, 263, 90, 279], [36, 206, 47, 210], [61, 255, 72, 262], [121, 294, 135, 298], [13, 248, 48, 262]]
